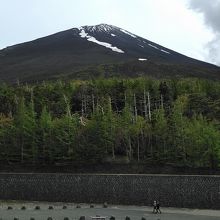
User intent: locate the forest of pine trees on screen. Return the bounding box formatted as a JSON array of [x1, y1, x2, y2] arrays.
[[0, 77, 219, 168]]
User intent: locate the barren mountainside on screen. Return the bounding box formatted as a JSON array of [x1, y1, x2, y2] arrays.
[[0, 24, 219, 82]]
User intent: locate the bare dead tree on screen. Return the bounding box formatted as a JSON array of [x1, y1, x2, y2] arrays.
[[143, 89, 148, 120], [147, 92, 152, 121], [133, 93, 138, 122]]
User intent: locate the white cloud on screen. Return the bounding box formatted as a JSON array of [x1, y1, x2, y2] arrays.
[[188, 0, 220, 65]]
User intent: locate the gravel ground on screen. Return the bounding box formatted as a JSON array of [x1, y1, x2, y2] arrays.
[[0, 201, 219, 220]]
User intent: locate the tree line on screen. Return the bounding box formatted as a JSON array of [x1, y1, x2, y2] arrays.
[[0, 77, 219, 168]]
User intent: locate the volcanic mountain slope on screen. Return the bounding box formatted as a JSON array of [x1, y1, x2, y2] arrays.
[[0, 24, 219, 83]]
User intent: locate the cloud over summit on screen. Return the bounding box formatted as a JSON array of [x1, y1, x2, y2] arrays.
[[189, 0, 220, 65]]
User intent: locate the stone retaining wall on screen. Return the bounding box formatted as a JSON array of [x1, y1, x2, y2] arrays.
[[0, 174, 219, 209]]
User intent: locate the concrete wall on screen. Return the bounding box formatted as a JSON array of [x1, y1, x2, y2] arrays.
[[0, 173, 219, 209]]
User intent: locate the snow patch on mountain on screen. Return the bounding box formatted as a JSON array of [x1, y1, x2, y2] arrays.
[[148, 43, 159, 50], [79, 28, 124, 53], [120, 29, 137, 38], [79, 29, 88, 38], [138, 58, 147, 61], [160, 49, 170, 54], [78, 24, 171, 55], [85, 24, 114, 33], [148, 43, 171, 55]]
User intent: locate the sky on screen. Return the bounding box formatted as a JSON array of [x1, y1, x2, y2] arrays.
[[0, 0, 220, 65]]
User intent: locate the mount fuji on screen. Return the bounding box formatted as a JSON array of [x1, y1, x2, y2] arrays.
[[0, 24, 219, 82]]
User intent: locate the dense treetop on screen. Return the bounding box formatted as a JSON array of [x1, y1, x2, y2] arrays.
[[0, 77, 219, 168]]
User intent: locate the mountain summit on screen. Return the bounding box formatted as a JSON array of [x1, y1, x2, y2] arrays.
[[0, 24, 219, 82]]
